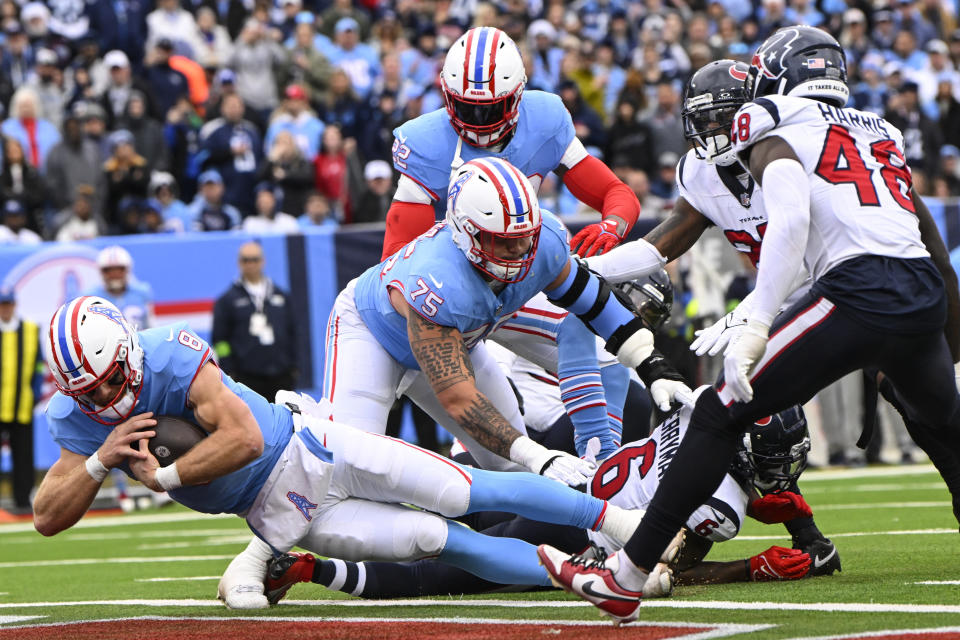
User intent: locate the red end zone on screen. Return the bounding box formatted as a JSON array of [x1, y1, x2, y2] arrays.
[[0, 619, 718, 640]]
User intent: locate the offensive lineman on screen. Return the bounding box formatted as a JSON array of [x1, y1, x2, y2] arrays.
[[540, 26, 960, 624], [383, 27, 642, 259]]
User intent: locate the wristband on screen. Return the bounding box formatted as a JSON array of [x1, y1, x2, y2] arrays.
[[636, 349, 686, 387], [509, 435, 550, 473], [154, 462, 182, 491], [84, 453, 109, 483]]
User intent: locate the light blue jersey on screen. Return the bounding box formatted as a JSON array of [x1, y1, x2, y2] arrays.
[[392, 91, 575, 216], [86, 282, 154, 330], [46, 323, 300, 515], [353, 211, 571, 370]]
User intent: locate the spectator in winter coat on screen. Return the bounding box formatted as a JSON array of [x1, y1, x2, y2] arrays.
[[116, 90, 169, 172], [102, 129, 149, 232], [228, 19, 287, 119], [1, 86, 60, 173], [199, 92, 262, 217], [44, 112, 104, 213], [187, 169, 241, 231], [0, 136, 45, 234], [144, 39, 190, 120], [258, 130, 314, 219], [264, 84, 324, 161]]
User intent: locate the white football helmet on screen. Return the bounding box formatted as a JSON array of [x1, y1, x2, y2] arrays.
[[446, 157, 541, 283], [440, 27, 526, 148], [46, 296, 144, 425], [97, 245, 133, 293]]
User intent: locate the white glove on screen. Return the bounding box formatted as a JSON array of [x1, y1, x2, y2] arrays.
[[542, 451, 598, 487], [615, 326, 655, 368], [650, 379, 694, 412], [722, 321, 770, 403], [510, 435, 597, 487], [690, 305, 749, 357], [955, 362, 960, 393]]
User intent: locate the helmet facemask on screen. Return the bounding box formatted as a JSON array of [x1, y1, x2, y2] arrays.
[[442, 77, 523, 148], [683, 100, 741, 166]]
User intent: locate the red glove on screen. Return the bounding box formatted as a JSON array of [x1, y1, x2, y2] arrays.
[[749, 491, 813, 524], [749, 546, 811, 581], [570, 219, 625, 258]]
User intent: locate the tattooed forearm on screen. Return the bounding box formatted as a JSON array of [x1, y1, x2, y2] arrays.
[[408, 313, 475, 393], [459, 393, 521, 458], [643, 198, 709, 261]]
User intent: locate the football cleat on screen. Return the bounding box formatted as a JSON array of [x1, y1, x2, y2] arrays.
[[218, 537, 272, 609], [798, 537, 841, 576], [661, 528, 686, 566], [538, 544, 643, 625], [265, 552, 316, 605]]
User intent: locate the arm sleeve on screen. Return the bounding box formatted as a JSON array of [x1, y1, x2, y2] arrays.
[[546, 257, 644, 345], [582, 239, 666, 283], [382, 199, 437, 259], [562, 154, 641, 234], [750, 159, 811, 327], [556, 316, 615, 457]]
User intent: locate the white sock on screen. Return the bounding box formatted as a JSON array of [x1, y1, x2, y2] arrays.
[[612, 549, 649, 593], [597, 504, 645, 547]]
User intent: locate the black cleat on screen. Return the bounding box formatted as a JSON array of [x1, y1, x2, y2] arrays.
[[798, 538, 841, 576]]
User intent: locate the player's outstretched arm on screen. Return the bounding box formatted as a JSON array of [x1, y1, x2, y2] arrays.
[[643, 197, 713, 264], [912, 188, 960, 362], [34, 413, 158, 536], [133, 363, 264, 492], [392, 289, 593, 484]]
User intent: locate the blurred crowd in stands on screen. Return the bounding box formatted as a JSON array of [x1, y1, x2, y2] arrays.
[[0, 0, 957, 244]]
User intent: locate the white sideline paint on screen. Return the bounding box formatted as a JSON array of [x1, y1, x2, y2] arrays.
[[0, 555, 234, 569], [0, 616, 42, 625], [3, 529, 251, 544], [134, 577, 220, 583], [136, 536, 253, 550], [803, 482, 947, 494], [2, 599, 960, 615], [785, 626, 960, 640], [733, 528, 956, 542], [0, 615, 774, 639], [914, 580, 960, 585]]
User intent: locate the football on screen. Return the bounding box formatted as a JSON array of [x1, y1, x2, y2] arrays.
[[148, 416, 208, 467]]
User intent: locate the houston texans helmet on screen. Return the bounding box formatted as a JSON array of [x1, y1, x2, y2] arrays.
[[615, 268, 674, 331], [46, 296, 144, 425], [681, 60, 749, 166], [446, 157, 541, 283], [745, 25, 848, 108], [733, 405, 811, 494]]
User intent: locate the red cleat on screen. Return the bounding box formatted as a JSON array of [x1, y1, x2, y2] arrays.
[[265, 552, 315, 604], [537, 544, 642, 625]]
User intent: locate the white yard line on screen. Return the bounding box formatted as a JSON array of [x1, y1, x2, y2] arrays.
[[136, 537, 253, 550], [0, 615, 773, 639], [134, 577, 220, 583], [812, 501, 950, 510], [785, 626, 960, 640], [0, 511, 237, 534], [733, 528, 956, 542], [1, 598, 959, 615], [913, 580, 960, 585], [0, 616, 42, 625], [801, 465, 937, 481], [0, 555, 235, 569], [803, 483, 948, 494]]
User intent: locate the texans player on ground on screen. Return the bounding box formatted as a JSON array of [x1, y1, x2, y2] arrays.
[[264, 397, 833, 602], [540, 26, 960, 625], [383, 27, 645, 259], [34, 297, 658, 610]]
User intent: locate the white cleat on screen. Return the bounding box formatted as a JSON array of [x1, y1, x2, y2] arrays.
[[217, 537, 273, 610], [641, 562, 675, 598], [660, 528, 686, 565]]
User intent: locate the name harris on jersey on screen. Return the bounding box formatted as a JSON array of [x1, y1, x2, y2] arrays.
[[814, 102, 889, 137]]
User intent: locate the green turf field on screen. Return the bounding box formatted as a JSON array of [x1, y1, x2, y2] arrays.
[[2, 464, 959, 639]]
